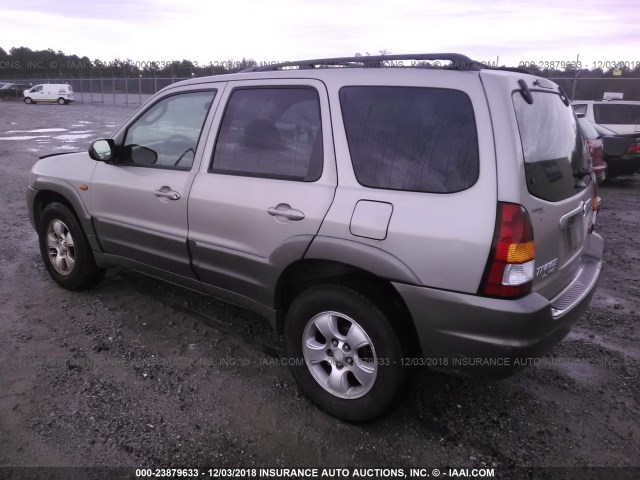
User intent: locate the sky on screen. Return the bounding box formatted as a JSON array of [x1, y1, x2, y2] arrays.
[[0, 0, 638, 69]]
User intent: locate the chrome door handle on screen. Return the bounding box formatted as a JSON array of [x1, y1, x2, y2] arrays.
[[559, 201, 587, 230], [154, 188, 181, 200], [268, 205, 305, 221]]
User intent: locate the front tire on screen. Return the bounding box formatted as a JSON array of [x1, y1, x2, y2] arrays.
[[24, 97, 33, 104], [284, 284, 406, 422], [38, 203, 104, 290], [57, 97, 66, 105]]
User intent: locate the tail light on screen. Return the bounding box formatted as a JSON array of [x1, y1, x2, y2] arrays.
[[625, 143, 640, 155], [479, 203, 535, 299]]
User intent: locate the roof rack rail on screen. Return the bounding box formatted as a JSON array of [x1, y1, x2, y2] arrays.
[[242, 53, 482, 72], [484, 66, 532, 74]]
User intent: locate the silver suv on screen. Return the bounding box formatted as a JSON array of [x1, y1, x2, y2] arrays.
[[27, 54, 603, 421]]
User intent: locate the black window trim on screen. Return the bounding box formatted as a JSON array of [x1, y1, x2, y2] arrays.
[[116, 88, 218, 172], [208, 85, 324, 182], [339, 85, 480, 195]]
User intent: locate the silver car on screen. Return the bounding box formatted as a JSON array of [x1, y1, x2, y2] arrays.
[[27, 54, 603, 421]]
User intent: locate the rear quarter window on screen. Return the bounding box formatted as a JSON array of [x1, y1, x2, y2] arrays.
[[572, 104, 587, 115], [339, 86, 479, 193], [513, 91, 589, 202]]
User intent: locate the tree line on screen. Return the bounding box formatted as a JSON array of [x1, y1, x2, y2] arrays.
[[0, 47, 256, 80], [2, 46, 640, 80]]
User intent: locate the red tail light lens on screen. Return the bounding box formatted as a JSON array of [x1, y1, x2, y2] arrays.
[[625, 143, 640, 155], [480, 203, 535, 299]]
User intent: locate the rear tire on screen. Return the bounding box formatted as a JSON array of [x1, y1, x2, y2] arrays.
[[38, 202, 105, 290], [284, 284, 406, 422], [24, 97, 33, 104]]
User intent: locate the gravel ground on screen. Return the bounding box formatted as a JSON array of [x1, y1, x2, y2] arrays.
[[0, 100, 638, 478]]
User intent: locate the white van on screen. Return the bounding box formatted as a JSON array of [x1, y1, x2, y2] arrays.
[[23, 84, 74, 105], [571, 100, 640, 135]]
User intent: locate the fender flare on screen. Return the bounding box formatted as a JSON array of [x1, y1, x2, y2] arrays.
[[29, 178, 102, 253], [304, 236, 421, 285]]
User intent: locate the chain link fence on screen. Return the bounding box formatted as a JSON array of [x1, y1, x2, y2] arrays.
[[0, 77, 191, 106], [548, 77, 640, 101], [2, 76, 640, 105]]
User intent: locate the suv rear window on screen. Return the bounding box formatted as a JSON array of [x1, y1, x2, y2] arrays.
[[340, 86, 479, 193], [513, 91, 589, 202], [593, 103, 640, 125]]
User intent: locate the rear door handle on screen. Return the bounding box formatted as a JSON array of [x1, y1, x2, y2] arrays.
[[154, 187, 181, 200], [268, 204, 305, 221]]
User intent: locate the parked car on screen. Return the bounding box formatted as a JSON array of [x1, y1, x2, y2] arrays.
[[23, 83, 74, 105], [590, 122, 640, 177], [576, 115, 607, 184], [27, 54, 603, 421], [572, 100, 640, 135], [0, 82, 31, 99]]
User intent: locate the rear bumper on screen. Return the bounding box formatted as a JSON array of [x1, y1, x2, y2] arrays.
[[393, 232, 604, 377]]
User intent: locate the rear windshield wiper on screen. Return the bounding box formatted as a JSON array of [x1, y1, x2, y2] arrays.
[[573, 167, 593, 178]]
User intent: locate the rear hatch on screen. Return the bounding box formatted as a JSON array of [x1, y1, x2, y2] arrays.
[[512, 83, 596, 300]]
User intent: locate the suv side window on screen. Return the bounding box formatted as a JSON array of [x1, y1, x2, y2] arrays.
[[123, 90, 216, 170], [340, 86, 479, 193], [211, 87, 323, 182]]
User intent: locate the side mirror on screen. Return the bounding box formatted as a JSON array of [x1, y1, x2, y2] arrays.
[[89, 139, 115, 162]]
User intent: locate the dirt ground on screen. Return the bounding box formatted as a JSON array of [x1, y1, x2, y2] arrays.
[[0, 100, 638, 478]]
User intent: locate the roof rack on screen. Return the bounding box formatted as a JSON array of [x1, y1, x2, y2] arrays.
[[242, 53, 482, 72]]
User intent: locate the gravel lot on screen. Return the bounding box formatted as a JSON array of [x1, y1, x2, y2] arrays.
[[0, 100, 638, 478]]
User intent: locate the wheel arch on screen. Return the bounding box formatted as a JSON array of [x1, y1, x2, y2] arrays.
[[274, 258, 422, 357], [31, 183, 102, 253]]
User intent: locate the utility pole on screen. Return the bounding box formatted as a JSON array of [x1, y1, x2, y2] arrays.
[[571, 53, 581, 101]]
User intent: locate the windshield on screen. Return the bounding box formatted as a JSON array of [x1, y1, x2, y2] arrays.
[[578, 117, 599, 140], [591, 122, 616, 136], [513, 91, 590, 202]]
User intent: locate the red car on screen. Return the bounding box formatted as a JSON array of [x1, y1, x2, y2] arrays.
[[577, 114, 607, 184]]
